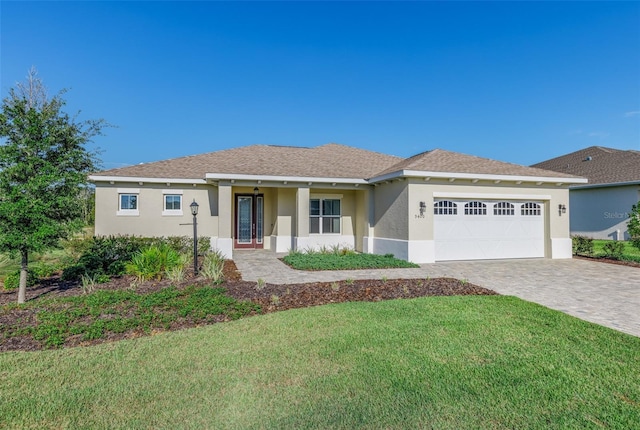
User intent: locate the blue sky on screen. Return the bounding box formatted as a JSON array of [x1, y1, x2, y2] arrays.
[[2, 1, 639, 170]]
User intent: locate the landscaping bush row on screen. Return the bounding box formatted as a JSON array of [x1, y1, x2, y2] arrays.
[[284, 249, 419, 271], [61, 235, 212, 281], [2, 235, 216, 290], [571, 235, 640, 262]]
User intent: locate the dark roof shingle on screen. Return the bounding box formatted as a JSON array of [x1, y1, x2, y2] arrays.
[[374, 148, 579, 179], [532, 146, 640, 185], [93, 143, 402, 180]]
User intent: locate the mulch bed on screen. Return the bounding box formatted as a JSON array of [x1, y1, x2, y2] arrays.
[[0, 261, 497, 352]]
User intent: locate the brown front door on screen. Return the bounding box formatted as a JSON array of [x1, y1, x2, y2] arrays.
[[234, 194, 264, 249]]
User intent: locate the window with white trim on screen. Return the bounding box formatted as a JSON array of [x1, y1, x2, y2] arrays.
[[434, 200, 457, 215], [494, 201, 515, 216], [119, 194, 138, 211], [464, 201, 487, 215], [164, 194, 182, 211], [521, 202, 541, 216], [310, 198, 341, 234]]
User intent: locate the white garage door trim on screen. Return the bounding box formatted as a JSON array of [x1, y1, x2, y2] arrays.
[[434, 199, 545, 261]]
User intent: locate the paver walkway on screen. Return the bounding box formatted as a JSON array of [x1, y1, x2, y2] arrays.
[[233, 250, 640, 337]]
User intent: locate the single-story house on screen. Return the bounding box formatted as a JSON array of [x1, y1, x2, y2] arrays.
[[532, 146, 640, 240], [89, 143, 586, 263]]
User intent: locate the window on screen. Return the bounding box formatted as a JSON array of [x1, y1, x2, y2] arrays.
[[117, 188, 140, 216], [494, 201, 515, 216], [164, 194, 182, 211], [464, 201, 487, 215], [434, 200, 457, 215], [521, 202, 541, 216], [310, 198, 341, 234], [119, 194, 138, 210]]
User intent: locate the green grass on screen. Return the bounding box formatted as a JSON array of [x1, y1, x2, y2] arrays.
[[1, 285, 260, 348], [0, 249, 69, 279], [1, 296, 638, 429], [283, 252, 420, 270], [593, 240, 640, 259]]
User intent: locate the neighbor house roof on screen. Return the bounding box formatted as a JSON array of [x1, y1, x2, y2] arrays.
[[92, 143, 401, 181], [532, 146, 640, 186], [371, 148, 581, 181]]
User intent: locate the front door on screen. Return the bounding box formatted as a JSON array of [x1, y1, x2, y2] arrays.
[[235, 194, 264, 249]]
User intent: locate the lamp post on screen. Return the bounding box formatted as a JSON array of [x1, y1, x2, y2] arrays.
[[190, 199, 199, 276]]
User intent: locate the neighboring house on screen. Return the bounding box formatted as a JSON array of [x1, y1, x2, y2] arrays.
[[532, 146, 640, 240], [89, 143, 586, 263]]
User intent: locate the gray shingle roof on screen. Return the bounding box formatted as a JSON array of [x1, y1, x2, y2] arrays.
[[93, 143, 402, 180], [91, 143, 584, 182], [374, 148, 580, 179], [532, 146, 640, 185]]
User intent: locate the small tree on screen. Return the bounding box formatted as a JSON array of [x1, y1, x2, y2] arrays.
[[629, 202, 640, 251], [0, 68, 107, 303]]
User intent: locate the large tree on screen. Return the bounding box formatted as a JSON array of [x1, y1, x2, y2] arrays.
[[0, 68, 106, 303]]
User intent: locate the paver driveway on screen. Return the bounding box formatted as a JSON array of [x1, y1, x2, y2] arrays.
[[234, 251, 640, 337]]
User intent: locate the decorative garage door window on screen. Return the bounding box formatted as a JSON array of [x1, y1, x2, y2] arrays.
[[494, 201, 515, 216], [464, 201, 487, 215], [434, 200, 457, 215], [521, 202, 541, 216]]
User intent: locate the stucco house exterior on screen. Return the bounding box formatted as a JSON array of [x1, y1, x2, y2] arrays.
[[533, 146, 640, 240], [89, 143, 586, 263]]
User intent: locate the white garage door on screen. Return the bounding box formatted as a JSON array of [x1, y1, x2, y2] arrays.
[[434, 200, 545, 261]]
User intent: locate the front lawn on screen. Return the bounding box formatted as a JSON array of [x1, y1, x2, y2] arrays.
[[283, 252, 419, 270], [593, 240, 640, 259], [1, 296, 638, 429]]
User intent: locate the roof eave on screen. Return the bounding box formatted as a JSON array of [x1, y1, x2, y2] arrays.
[[368, 169, 588, 185], [570, 180, 640, 190], [89, 175, 207, 184], [205, 173, 369, 184]]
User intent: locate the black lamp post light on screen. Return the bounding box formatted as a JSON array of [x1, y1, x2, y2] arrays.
[[190, 199, 199, 275]]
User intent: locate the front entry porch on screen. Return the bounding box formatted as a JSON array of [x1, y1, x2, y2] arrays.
[[212, 183, 372, 256]]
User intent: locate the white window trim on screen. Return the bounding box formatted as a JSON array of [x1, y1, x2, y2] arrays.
[[162, 192, 183, 216], [310, 198, 342, 235], [117, 192, 139, 216]]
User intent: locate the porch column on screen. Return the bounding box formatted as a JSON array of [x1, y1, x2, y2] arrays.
[[216, 183, 233, 258], [363, 187, 375, 254], [295, 186, 310, 250]]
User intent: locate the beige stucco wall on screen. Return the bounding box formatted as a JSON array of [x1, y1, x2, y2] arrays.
[[405, 179, 571, 240], [372, 180, 409, 240], [406, 179, 571, 259], [354, 188, 372, 252], [94, 182, 218, 238]]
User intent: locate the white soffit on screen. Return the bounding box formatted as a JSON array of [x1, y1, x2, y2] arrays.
[[89, 175, 207, 184]]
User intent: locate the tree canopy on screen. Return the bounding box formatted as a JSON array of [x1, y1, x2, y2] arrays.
[[0, 68, 107, 303]]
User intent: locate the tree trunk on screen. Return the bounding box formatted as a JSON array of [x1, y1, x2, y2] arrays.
[[18, 250, 28, 304]]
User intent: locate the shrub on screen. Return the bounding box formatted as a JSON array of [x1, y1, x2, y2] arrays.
[[4, 270, 37, 290], [126, 244, 182, 283], [2, 263, 57, 290], [165, 256, 189, 283], [200, 250, 225, 283], [62, 236, 152, 281], [572, 235, 594, 256], [602, 241, 625, 259], [629, 202, 640, 251], [61, 235, 212, 281]]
